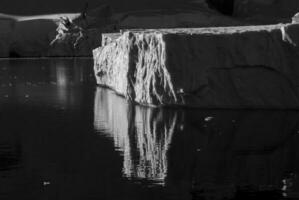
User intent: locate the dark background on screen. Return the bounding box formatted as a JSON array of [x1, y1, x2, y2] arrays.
[[0, 0, 201, 15]]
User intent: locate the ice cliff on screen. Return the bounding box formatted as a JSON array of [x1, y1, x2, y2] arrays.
[[94, 23, 299, 108]]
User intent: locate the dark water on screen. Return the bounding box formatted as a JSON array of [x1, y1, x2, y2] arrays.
[[0, 58, 299, 200]]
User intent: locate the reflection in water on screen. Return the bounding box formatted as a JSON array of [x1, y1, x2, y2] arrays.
[[94, 88, 176, 184], [0, 143, 21, 171], [94, 88, 133, 178], [1, 58, 299, 199], [56, 64, 68, 87], [94, 87, 299, 199], [0, 131, 22, 198], [134, 107, 176, 181], [56, 62, 69, 104], [165, 110, 299, 199], [0, 58, 94, 108]]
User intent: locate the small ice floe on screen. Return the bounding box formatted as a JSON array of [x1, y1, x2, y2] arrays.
[[204, 116, 213, 122], [43, 181, 51, 186], [179, 124, 184, 131], [281, 174, 296, 194], [177, 88, 184, 94], [232, 119, 236, 123], [282, 179, 288, 191], [4, 95, 9, 98]]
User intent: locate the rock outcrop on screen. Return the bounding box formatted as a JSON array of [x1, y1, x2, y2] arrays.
[[1, 3, 240, 58], [48, 5, 115, 57], [11, 19, 57, 57], [233, 0, 299, 24], [206, 0, 235, 15], [205, 0, 299, 24], [0, 5, 115, 57], [94, 23, 299, 108], [48, 17, 102, 57], [114, 8, 242, 29], [0, 18, 15, 57]]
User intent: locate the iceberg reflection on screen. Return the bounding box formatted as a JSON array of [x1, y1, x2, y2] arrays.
[[164, 110, 299, 199], [133, 106, 177, 181], [94, 87, 177, 184], [94, 87, 299, 199]]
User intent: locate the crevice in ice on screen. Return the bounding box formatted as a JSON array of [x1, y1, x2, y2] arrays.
[[281, 25, 297, 46]]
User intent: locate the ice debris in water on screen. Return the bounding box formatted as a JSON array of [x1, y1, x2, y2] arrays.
[[43, 181, 51, 186], [179, 124, 184, 131], [204, 116, 214, 122]]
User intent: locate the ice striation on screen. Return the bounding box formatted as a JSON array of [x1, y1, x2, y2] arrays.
[[94, 23, 299, 108]]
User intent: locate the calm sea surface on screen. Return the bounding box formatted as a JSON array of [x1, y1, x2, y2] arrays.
[[0, 58, 298, 200]]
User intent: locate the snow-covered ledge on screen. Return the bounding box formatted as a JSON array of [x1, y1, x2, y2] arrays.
[[93, 23, 299, 108]]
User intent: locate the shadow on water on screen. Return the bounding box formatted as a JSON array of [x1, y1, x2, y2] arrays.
[[94, 87, 299, 200]]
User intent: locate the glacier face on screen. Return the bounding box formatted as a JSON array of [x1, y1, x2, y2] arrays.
[[94, 24, 299, 108]]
